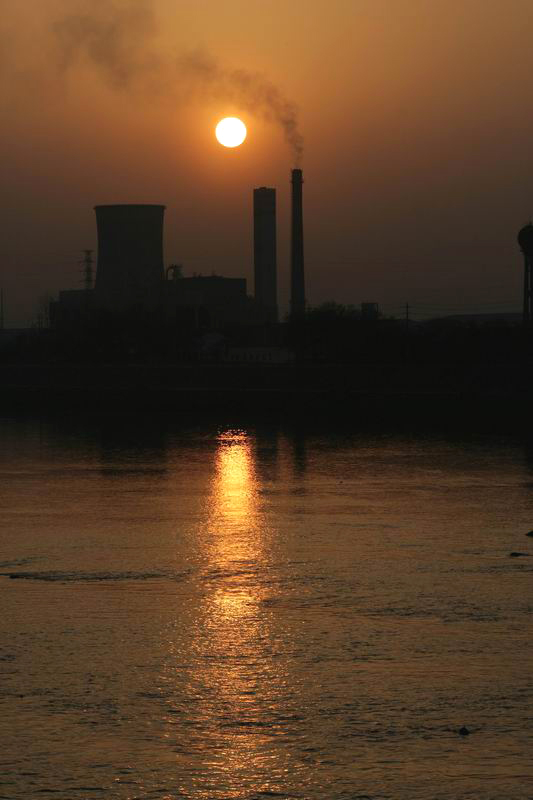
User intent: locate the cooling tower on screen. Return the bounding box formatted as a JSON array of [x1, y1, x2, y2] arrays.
[[290, 169, 305, 317], [94, 204, 165, 310], [253, 187, 278, 322]]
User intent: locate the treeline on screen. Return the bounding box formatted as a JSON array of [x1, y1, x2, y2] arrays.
[[288, 303, 531, 365]]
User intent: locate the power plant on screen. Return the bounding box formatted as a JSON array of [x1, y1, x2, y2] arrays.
[[51, 169, 306, 331]]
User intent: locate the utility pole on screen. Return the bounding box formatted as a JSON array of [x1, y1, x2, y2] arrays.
[[80, 250, 94, 291], [405, 302, 409, 331], [0, 289, 4, 331]]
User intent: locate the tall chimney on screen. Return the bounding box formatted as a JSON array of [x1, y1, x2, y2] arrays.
[[253, 187, 278, 322], [94, 204, 165, 311], [290, 168, 305, 317]]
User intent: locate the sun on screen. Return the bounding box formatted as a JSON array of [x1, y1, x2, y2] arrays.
[[215, 117, 247, 148]]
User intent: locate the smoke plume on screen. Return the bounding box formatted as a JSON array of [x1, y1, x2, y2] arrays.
[[53, 0, 303, 162]]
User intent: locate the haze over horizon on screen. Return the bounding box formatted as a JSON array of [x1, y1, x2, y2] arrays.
[[2, 0, 533, 326]]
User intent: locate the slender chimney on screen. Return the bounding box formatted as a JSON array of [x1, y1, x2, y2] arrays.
[[290, 168, 305, 317], [253, 187, 278, 322]]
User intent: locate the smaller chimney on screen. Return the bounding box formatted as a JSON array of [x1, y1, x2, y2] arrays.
[[290, 168, 305, 317], [253, 187, 278, 322]]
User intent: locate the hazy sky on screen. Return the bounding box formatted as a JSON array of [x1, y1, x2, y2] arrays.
[[2, 0, 533, 325]]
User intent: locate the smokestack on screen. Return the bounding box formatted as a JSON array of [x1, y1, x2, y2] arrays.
[[290, 168, 305, 317], [253, 187, 278, 322], [94, 204, 165, 310]]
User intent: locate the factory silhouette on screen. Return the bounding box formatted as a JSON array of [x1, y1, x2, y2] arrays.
[[43, 165, 533, 363], [50, 169, 307, 350], [4, 167, 533, 431]]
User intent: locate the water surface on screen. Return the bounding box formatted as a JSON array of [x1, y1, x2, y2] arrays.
[[1, 418, 532, 799]]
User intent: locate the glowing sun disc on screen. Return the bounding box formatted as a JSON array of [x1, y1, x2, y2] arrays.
[[216, 117, 247, 148]]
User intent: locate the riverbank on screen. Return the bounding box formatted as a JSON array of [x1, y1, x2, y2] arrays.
[[1, 362, 532, 430]]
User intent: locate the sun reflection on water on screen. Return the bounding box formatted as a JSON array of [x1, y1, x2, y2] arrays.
[[160, 430, 302, 798], [205, 429, 266, 624], [212, 429, 258, 529], [187, 430, 286, 796]]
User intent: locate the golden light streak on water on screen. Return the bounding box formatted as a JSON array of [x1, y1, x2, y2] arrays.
[[2, 422, 532, 799], [183, 430, 286, 798]]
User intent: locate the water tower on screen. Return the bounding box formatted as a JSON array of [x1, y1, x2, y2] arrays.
[[518, 223, 533, 322]]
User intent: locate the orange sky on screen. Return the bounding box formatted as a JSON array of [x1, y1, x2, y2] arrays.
[[2, 0, 533, 325]]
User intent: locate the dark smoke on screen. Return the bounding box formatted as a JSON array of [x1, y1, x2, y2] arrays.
[[53, 0, 158, 90], [53, 0, 303, 162], [176, 51, 304, 164]]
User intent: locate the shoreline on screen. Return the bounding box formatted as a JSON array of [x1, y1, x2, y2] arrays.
[[1, 362, 531, 430]]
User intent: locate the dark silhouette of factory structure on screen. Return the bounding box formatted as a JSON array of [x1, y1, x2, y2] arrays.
[[51, 169, 306, 333]]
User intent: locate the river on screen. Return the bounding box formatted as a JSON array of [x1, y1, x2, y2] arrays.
[[1, 417, 531, 799]]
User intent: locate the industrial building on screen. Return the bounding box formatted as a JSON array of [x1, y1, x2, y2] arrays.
[[50, 168, 306, 333], [51, 204, 259, 330], [164, 273, 252, 328]]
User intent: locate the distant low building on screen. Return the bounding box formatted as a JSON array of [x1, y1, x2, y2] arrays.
[[223, 346, 294, 364]]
